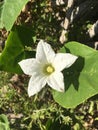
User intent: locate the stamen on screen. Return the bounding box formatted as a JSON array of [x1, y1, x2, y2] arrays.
[[43, 64, 55, 75], [46, 66, 54, 73]]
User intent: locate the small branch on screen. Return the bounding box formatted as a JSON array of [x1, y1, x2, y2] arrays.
[[56, 0, 65, 6], [60, 0, 75, 43], [51, 0, 67, 6], [59, 0, 98, 43], [70, 0, 98, 23], [86, 41, 98, 50], [94, 41, 98, 50], [88, 20, 98, 38], [59, 30, 68, 44], [61, 0, 75, 30]]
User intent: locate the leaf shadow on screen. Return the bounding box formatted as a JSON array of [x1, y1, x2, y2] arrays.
[[63, 47, 85, 91]]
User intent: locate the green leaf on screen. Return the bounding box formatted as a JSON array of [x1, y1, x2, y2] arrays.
[[46, 119, 71, 130], [53, 42, 98, 108], [0, 0, 28, 30], [0, 114, 10, 130], [0, 25, 36, 74]]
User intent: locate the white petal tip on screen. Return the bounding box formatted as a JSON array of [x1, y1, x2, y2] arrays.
[[54, 88, 65, 93], [60, 88, 65, 92], [28, 94, 32, 97], [18, 61, 22, 65], [75, 56, 78, 60], [28, 92, 35, 97], [38, 39, 44, 44], [56, 86, 65, 93], [18, 60, 25, 68], [74, 56, 78, 62], [28, 88, 36, 97]]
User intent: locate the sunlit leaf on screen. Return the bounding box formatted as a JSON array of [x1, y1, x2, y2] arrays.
[[53, 42, 98, 108], [0, 25, 35, 73], [0, 0, 28, 30], [0, 114, 10, 130]]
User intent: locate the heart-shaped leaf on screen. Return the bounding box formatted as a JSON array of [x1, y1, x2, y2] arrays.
[[53, 42, 98, 108], [0, 0, 28, 30], [0, 26, 35, 73]]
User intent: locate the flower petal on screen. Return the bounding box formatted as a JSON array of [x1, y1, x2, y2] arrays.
[[53, 53, 78, 71], [47, 72, 65, 92], [36, 40, 55, 63], [18, 58, 41, 76], [28, 73, 47, 97]]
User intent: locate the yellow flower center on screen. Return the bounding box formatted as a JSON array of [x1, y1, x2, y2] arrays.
[[46, 66, 54, 73], [44, 64, 55, 75]]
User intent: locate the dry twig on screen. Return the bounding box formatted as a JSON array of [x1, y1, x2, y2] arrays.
[[59, 0, 98, 43], [88, 20, 98, 38], [60, 0, 75, 43]]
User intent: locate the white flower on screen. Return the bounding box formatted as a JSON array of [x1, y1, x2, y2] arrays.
[[18, 40, 78, 97]]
